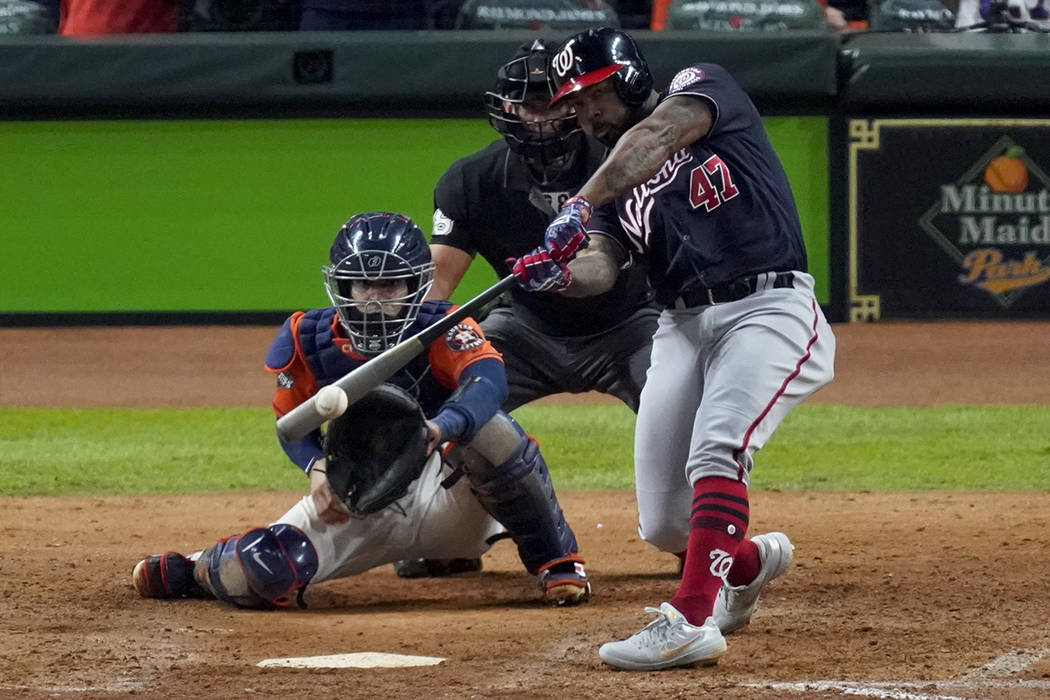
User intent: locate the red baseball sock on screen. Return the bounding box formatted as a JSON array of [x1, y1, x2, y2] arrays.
[[727, 537, 760, 587], [670, 476, 749, 625], [675, 540, 759, 585]]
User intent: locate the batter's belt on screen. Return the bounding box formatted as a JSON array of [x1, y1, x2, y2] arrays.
[[669, 271, 796, 310]]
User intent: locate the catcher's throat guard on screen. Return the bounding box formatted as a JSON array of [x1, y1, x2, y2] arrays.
[[322, 383, 429, 517]]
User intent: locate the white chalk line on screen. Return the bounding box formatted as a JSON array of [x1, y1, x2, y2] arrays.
[[0, 676, 144, 694], [746, 647, 1050, 699], [746, 679, 1050, 700], [743, 681, 969, 700], [959, 647, 1050, 680]]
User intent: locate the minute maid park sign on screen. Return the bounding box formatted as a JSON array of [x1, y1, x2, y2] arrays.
[[920, 136, 1050, 307]]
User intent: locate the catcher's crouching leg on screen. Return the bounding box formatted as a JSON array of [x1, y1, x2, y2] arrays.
[[446, 412, 590, 606], [191, 524, 319, 609]]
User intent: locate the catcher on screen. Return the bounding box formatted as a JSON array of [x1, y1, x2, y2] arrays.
[[131, 211, 590, 609]]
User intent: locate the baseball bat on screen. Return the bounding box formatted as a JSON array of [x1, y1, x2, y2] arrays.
[[275, 273, 517, 443]]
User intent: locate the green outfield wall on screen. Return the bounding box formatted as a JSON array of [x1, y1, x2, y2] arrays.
[[5, 31, 1050, 323], [0, 116, 828, 315]]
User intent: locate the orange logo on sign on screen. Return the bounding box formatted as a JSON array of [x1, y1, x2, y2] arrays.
[[984, 146, 1028, 193]]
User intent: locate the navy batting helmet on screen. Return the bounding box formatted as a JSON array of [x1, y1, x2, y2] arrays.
[[323, 212, 435, 356], [549, 27, 653, 108], [485, 39, 584, 185]]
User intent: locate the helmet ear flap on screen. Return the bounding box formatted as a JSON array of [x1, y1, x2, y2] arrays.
[[613, 55, 653, 107]]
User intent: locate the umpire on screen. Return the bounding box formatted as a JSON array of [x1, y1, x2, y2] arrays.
[[392, 39, 658, 580], [430, 39, 658, 412]]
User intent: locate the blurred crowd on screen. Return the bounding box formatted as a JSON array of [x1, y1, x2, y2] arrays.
[[0, 0, 1045, 36]]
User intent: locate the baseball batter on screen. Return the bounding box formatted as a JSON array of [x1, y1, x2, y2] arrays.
[[132, 212, 590, 609], [511, 28, 836, 669]]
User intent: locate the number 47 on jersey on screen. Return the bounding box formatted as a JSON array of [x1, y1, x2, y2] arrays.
[[691, 155, 739, 212]]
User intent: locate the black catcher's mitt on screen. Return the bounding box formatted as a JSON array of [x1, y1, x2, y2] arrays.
[[322, 383, 429, 517]]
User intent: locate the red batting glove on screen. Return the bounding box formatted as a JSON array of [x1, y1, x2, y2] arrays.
[[544, 195, 592, 262], [507, 248, 571, 292]]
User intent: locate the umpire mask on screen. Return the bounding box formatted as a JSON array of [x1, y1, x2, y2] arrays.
[[485, 39, 585, 187]]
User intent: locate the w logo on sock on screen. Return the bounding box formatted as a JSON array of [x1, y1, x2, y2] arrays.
[[708, 549, 734, 580]]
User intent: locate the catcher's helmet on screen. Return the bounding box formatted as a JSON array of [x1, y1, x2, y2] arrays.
[[485, 39, 584, 185], [549, 27, 653, 108], [323, 212, 435, 357]]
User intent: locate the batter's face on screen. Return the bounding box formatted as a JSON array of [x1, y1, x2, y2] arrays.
[[561, 79, 631, 146]]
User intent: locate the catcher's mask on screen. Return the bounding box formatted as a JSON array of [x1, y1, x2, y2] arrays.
[[485, 39, 584, 186], [323, 212, 436, 357], [322, 383, 429, 517]]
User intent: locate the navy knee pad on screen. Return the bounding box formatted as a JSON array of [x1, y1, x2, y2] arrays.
[[200, 524, 318, 609]]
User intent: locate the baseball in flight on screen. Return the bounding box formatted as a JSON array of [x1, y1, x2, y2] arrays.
[[315, 385, 349, 420]]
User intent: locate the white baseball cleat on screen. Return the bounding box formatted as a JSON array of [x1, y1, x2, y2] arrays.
[[711, 531, 794, 635], [598, 603, 726, 671]]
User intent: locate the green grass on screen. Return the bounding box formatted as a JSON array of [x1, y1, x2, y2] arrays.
[[2, 404, 1049, 497], [0, 409, 298, 496], [750, 404, 1050, 492]]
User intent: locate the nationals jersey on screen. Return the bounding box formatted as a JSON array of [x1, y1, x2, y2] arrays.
[[433, 137, 654, 336], [588, 63, 808, 308]]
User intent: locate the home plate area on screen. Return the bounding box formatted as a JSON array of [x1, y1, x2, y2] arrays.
[[250, 647, 1050, 699], [257, 652, 445, 669]]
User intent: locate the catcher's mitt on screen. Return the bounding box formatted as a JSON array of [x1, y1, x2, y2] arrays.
[[322, 383, 429, 517]]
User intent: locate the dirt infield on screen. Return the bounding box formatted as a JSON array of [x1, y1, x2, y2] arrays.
[[2, 321, 1050, 699]]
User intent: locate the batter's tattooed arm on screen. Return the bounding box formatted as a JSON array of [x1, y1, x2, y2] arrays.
[[560, 235, 624, 298], [581, 96, 714, 207]]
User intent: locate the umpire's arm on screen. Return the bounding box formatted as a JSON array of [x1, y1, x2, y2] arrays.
[[429, 243, 474, 300]]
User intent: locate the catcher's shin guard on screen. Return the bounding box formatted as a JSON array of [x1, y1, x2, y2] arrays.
[[447, 412, 580, 575], [193, 524, 319, 609]]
